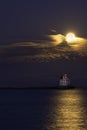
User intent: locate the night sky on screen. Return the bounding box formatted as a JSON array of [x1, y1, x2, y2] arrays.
[[0, 0, 87, 87]]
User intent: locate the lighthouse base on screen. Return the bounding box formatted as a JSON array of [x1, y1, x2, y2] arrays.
[[58, 85, 75, 89]]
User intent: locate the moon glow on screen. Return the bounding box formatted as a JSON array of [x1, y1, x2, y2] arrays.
[[65, 33, 76, 43]]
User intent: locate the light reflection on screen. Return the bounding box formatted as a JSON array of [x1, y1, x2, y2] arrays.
[[46, 90, 87, 130]]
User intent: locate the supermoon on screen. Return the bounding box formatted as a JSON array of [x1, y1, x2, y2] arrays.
[[65, 33, 76, 43]]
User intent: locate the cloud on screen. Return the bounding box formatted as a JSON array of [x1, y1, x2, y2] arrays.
[[49, 34, 87, 56], [50, 29, 57, 33], [49, 34, 65, 46], [0, 34, 87, 63]]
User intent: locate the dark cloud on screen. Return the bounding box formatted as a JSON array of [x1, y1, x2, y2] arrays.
[[0, 38, 87, 63]]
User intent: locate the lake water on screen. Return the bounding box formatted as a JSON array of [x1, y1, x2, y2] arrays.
[[0, 89, 87, 130]]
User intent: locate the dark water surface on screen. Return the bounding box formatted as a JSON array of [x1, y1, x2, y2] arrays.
[[0, 89, 87, 130]]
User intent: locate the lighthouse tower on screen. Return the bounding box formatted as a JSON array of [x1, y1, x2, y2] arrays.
[[59, 74, 70, 87]]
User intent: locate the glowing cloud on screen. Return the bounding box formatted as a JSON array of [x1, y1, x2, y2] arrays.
[[49, 33, 87, 56], [0, 33, 87, 63], [49, 34, 65, 46]]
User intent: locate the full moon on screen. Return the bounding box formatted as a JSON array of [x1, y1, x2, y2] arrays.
[[65, 33, 76, 43]]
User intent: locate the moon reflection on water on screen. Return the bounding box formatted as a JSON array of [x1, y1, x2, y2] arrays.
[[45, 90, 87, 130]]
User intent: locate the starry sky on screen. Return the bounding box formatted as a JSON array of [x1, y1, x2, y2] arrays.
[[0, 0, 87, 87]]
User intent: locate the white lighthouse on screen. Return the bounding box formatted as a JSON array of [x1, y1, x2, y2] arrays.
[[59, 74, 70, 87]]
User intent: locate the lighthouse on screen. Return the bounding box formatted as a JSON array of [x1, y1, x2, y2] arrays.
[[59, 74, 70, 87]]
